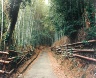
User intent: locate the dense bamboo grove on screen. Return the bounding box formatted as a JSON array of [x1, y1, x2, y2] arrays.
[[0, 0, 96, 50]]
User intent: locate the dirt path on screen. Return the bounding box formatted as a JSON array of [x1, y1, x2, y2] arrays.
[[23, 49, 58, 78]]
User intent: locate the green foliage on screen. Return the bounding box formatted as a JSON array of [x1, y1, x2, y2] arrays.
[[64, 25, 77, 36], [85, 0, 95, 27], [49, 0, 95, 39], [9, 45, 15, 50], [13, 56, 20, 62], [31, 30, 53, 47], [86, 26, 96, 40], [82, 40, 89, 45], [50, 0, 85, 38], [0, 0, 95, 50], [22, 0, 32, 7], [14, 0, 55, 47]]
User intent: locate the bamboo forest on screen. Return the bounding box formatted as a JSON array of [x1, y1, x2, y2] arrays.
[[0, 0, 96, 78]]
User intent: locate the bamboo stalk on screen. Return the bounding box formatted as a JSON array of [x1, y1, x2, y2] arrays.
[[1, 0, 3, 40]]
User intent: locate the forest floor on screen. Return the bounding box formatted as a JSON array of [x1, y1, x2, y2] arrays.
[[13, 45, 96, 78], [11, 36, 96, 78], [11, 48, 40, 78], [52, 36, 96, 78]]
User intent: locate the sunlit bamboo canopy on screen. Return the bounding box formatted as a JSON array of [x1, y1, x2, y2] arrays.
[[0, 0, 96, 50]]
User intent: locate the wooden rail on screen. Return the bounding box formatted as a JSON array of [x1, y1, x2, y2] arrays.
[[52, 40, 96, 62], [0, 69, 14, 74], [61, 40, 96, 47], [7, 57, 15, 61], [0, 60, 11, 64], [8, 69, 14, 74], [73, 54, 96, 62], [0, 70, 5, 74], [71, 40, 96, 45], [69, 49, 95, 52], [17, 54, 27, 65], [0, 51, 9, 55], [66, 40, 96, 62], [16, 50, 33, 66], [0, 49, 34, 78], [56, 48, 95, 53]]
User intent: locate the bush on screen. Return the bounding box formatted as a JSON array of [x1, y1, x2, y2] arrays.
[[86, 26, 96, 40]]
